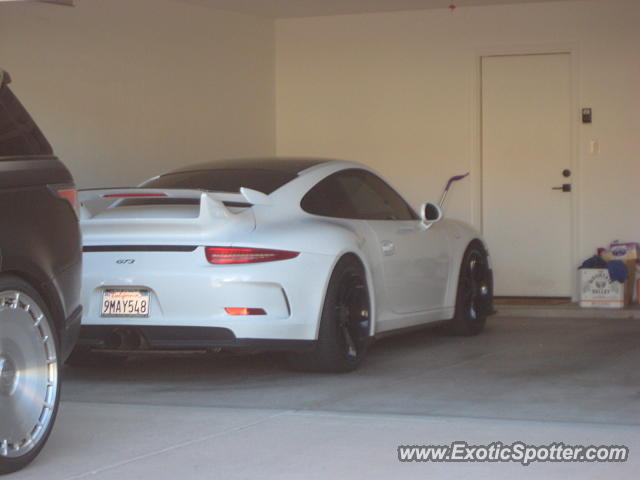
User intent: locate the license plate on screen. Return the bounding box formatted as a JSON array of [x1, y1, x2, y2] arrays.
[[101, 289, 150, 317]]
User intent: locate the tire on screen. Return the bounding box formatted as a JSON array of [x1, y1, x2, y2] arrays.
[[449, 242, 493, 336], [286, 256, 372, 373], [0, 275, 61, 475]]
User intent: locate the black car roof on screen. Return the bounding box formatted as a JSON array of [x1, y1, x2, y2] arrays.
[[165, 157, 331, 176], [163, 157, 331, 175]]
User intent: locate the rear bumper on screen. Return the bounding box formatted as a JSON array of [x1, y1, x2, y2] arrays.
[[80, 249, 335, 341], [77, 325, 316, 352]]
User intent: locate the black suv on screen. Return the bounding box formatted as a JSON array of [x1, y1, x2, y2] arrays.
[[0, 70, 82, 474]]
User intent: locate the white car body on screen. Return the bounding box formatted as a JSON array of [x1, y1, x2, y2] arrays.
[[77, 159, 491, 355]]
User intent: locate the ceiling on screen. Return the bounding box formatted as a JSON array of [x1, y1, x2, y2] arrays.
[[173, 0, 588, 18]]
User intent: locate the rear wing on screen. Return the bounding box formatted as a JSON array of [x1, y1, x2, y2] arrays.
[[78, 187, 270, 221]]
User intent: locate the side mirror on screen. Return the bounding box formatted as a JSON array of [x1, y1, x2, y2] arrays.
[[420, 202, 442, 225]]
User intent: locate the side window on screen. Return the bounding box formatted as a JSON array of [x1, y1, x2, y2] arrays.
[[333, 172, 397, 220], [300, 173, 357, 218], [354, 171, 419, 220], [0, 84, 52, 157], [301, 169, 418, 220]]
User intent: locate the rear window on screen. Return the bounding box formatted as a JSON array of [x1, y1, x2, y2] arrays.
[[0, 84, 52, 157], [141, 169, 297, 195]]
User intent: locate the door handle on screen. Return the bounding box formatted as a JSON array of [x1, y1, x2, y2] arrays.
[[381, 240, 396, 256], [552, 184, 572, 192]]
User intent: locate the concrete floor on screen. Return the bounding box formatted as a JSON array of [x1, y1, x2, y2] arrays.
[[13, 316, 640, 479]]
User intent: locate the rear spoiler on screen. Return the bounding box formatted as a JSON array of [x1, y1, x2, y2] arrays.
[[78, 187, 270, 220]]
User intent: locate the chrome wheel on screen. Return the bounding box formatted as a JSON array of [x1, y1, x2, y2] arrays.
[[0, 289, 58, 459]]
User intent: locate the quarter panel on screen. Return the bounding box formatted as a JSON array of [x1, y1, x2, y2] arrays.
[[0, 183, 82, 328]]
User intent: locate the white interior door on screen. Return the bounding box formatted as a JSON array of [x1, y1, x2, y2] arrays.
[[482, 54, 573, 297]]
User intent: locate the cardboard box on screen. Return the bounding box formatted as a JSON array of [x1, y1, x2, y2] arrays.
[[579, 269, 625, 308]]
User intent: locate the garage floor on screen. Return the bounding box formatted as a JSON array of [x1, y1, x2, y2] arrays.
[[13, 316, 640, 479]]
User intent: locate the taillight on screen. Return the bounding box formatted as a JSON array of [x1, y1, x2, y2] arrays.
[[205, 247, 299, 264], [54, 186, 78, 214], [225, 307, 267, 316]]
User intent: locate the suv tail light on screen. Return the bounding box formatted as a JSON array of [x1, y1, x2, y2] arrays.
[[53, 185, 78, 215], [205, 247, 299, 264]]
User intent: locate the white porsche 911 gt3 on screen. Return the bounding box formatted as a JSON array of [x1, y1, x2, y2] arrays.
[[74, 158, 493, 372]]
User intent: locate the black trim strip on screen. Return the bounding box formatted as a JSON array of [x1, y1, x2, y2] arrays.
[[78, 325, 316, 352], [83, 245, 198, 253]]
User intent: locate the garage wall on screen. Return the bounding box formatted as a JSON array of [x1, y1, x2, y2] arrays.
[[0, 0, 275, 188], [275, 0, 640, 264]]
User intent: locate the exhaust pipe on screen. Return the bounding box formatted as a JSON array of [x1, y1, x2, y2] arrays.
[[107, 328, 142, 350]]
